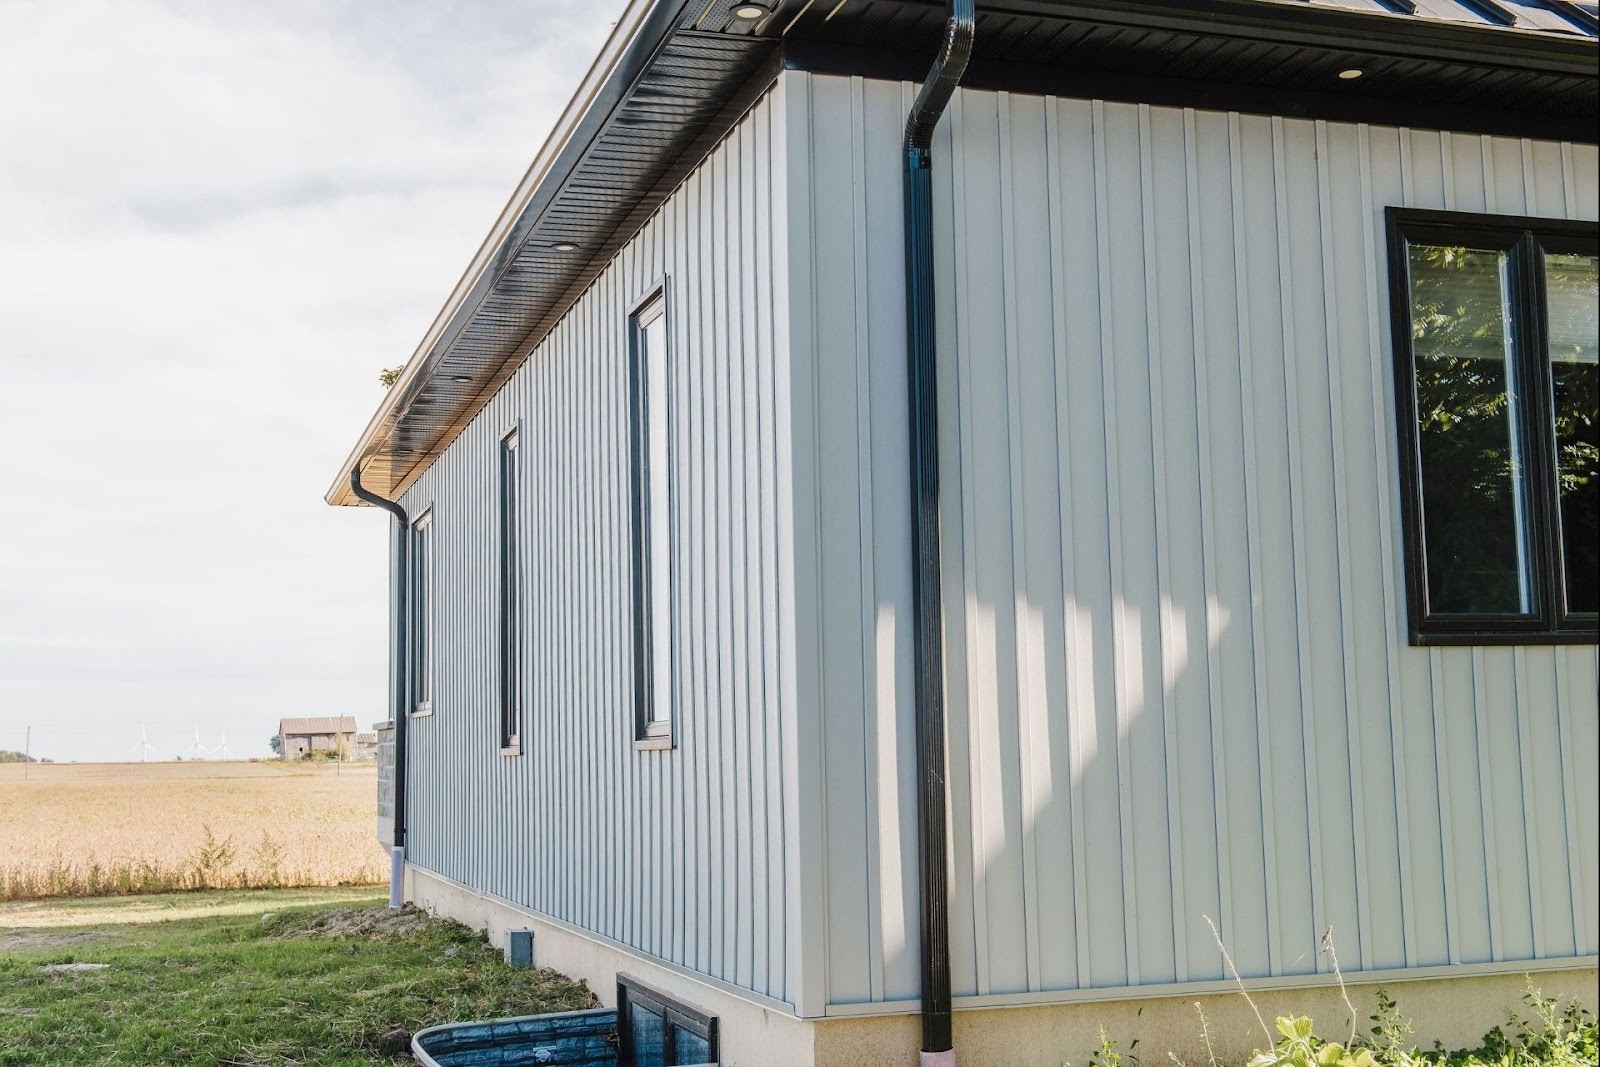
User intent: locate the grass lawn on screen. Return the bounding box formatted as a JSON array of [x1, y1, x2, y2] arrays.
[[0, 887, 594, 1066]]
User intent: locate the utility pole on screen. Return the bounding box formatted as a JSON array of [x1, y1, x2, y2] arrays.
[[22, 724, 31, 781]]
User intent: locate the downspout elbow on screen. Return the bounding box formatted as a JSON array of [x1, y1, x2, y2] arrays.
[[349, 465, 410, 910]]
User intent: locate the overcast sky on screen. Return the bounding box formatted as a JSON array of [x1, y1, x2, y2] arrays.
[[0, 0, 621, 762]]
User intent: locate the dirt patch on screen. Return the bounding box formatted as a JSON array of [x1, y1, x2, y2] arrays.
[[0, 927, 111, 953], [262, 905, 439, 942]]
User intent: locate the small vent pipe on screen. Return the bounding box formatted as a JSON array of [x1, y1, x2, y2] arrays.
[[350, 465, 410, 910], [902, 1, 974, 1063]]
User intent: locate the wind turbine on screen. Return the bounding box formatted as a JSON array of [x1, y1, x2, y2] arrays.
[[215, 731, 233, 760], [129, 725, 156, 762], [181, 728, 209, 760]]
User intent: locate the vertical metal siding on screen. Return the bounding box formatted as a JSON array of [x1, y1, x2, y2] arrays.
[[784, 71, 1600, 1008], [397, 91, 793, 1005]]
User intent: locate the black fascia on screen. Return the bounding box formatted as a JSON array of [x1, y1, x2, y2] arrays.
[[779, 38, 1597, 144], [385, 0, 701, 424]]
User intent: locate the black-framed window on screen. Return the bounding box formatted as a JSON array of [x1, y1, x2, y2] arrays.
[[615, 975, 718, 1066], [410, 510, 434, 715], [1387, 207, 1597, 645], [628, 288, 675, 747], [499, 429, 523, 752]]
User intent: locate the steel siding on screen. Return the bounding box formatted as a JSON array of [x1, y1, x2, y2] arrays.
[[787, 72, 1600, 1007], [397, 91, 793, 1005]]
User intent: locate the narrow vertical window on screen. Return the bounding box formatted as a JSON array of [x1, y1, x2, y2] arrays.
[[410, 511, 433, 715], [1388, 208, 1598, 644], [629, 290, 674, 746], [500, 429, 523, 752], [1544, 250, 1598, 618]]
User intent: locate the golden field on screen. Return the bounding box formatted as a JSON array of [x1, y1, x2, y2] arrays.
[[0, 760, 386, 900]]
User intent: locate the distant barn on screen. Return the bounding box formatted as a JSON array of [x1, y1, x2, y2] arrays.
[[277, 716, 360, 760]]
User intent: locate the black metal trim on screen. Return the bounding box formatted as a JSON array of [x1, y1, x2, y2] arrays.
[[628, 283, 677, 750], [349, 467, 409, 851], [781, 39, 1597, 144], [921, 0, 1598, 73], [615, 974, 719, 1065], [1384, 207, 1599, 646], [903, 0, 973, 1056]]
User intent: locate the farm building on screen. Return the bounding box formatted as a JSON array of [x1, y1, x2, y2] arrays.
[[277, 716, 361, 760], [329, 1, 1598, 1064]]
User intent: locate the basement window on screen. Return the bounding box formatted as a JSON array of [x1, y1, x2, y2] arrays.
[[410, 509, 434, 715], [629, 288, 675, 748], [499, 428, 524, 753], [1387, 208, 1597, 644], [615, 975, 718, 1066]]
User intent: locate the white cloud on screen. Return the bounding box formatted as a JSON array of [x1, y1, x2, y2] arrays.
[[0, 0, 622, 760]]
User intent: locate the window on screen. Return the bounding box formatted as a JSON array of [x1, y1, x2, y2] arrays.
[[629, 289, 674, 746], [615, 975, 718, 1066], [410, 510, 433, 715], [499, 429, 523, 752], [1387, 208, 1598, 644]]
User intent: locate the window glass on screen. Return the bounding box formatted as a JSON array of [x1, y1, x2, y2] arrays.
[[675, 1029, 712, 1064], [1545, 251, 1599, 615], [411, 516, 432, 712], [640, 303, 672, 729], [1407, 244, 1532, 615], [628, 1005, 666, 1067]]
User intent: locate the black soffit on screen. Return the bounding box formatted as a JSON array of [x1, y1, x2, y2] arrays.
[[329, 0, 1595, 506]]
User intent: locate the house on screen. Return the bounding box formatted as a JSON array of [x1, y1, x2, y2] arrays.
[[328, 2, 1597, 1064], [277, 716, 360, 759]]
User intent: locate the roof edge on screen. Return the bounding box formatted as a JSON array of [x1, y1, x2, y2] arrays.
[[326, 0, 687, 506]]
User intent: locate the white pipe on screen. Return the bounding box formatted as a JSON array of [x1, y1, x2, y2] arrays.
[[388, 846, 405, 910]]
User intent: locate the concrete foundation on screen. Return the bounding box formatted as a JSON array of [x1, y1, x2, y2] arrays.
[[407, 864, 1597, 1067]]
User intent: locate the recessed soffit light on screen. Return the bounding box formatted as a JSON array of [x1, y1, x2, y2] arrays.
[[551, 241, 579, 252], [450, 375, 472, 383], [1338, 68, 1364, 80], [732, 3, 769, 19]]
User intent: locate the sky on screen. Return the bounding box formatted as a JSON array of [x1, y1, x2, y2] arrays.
[[0, 0, 623, 763]]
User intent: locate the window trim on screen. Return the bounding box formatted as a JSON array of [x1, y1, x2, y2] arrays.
[[1386, 207, 1598, 646], [409, 508, 434, 717], [499, 426, 524, 755], [615, 974, 718, 1066], [628, 282, 676, 750]]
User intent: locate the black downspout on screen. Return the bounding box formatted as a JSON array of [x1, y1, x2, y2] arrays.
[[350, 465, 410, 909], [904, 2, 973, 1062]]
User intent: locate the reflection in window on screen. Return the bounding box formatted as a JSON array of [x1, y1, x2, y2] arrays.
[[1407, 244, 1531, 615], [1546, 252, 1598, 615], [628, 1005, 666, 1067]]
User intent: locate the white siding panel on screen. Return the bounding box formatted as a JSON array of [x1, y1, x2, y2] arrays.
[[788, 71, 1600, 1007], [397, 91, 794, 1006]]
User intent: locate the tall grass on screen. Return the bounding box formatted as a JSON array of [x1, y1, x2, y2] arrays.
[[0, 826, 384, 901]]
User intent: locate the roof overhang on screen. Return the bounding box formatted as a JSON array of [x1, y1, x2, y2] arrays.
[[327, 0, 1596, 507]]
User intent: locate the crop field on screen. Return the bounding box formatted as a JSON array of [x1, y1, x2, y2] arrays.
[[0, 761, 386, 901]]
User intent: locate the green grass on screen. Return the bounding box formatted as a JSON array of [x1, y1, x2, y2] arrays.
[[0, 889, 595, 1066]]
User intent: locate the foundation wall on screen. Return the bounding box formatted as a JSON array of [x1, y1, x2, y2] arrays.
[[408, 865, 820, 1067], [410, 861, 1594, 1067], [815, 968, 1599, 1067]]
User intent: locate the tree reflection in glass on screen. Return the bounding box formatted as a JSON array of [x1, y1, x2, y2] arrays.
[[1408, 244, 1532, 615], [1545, 251, 1599, 615]]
